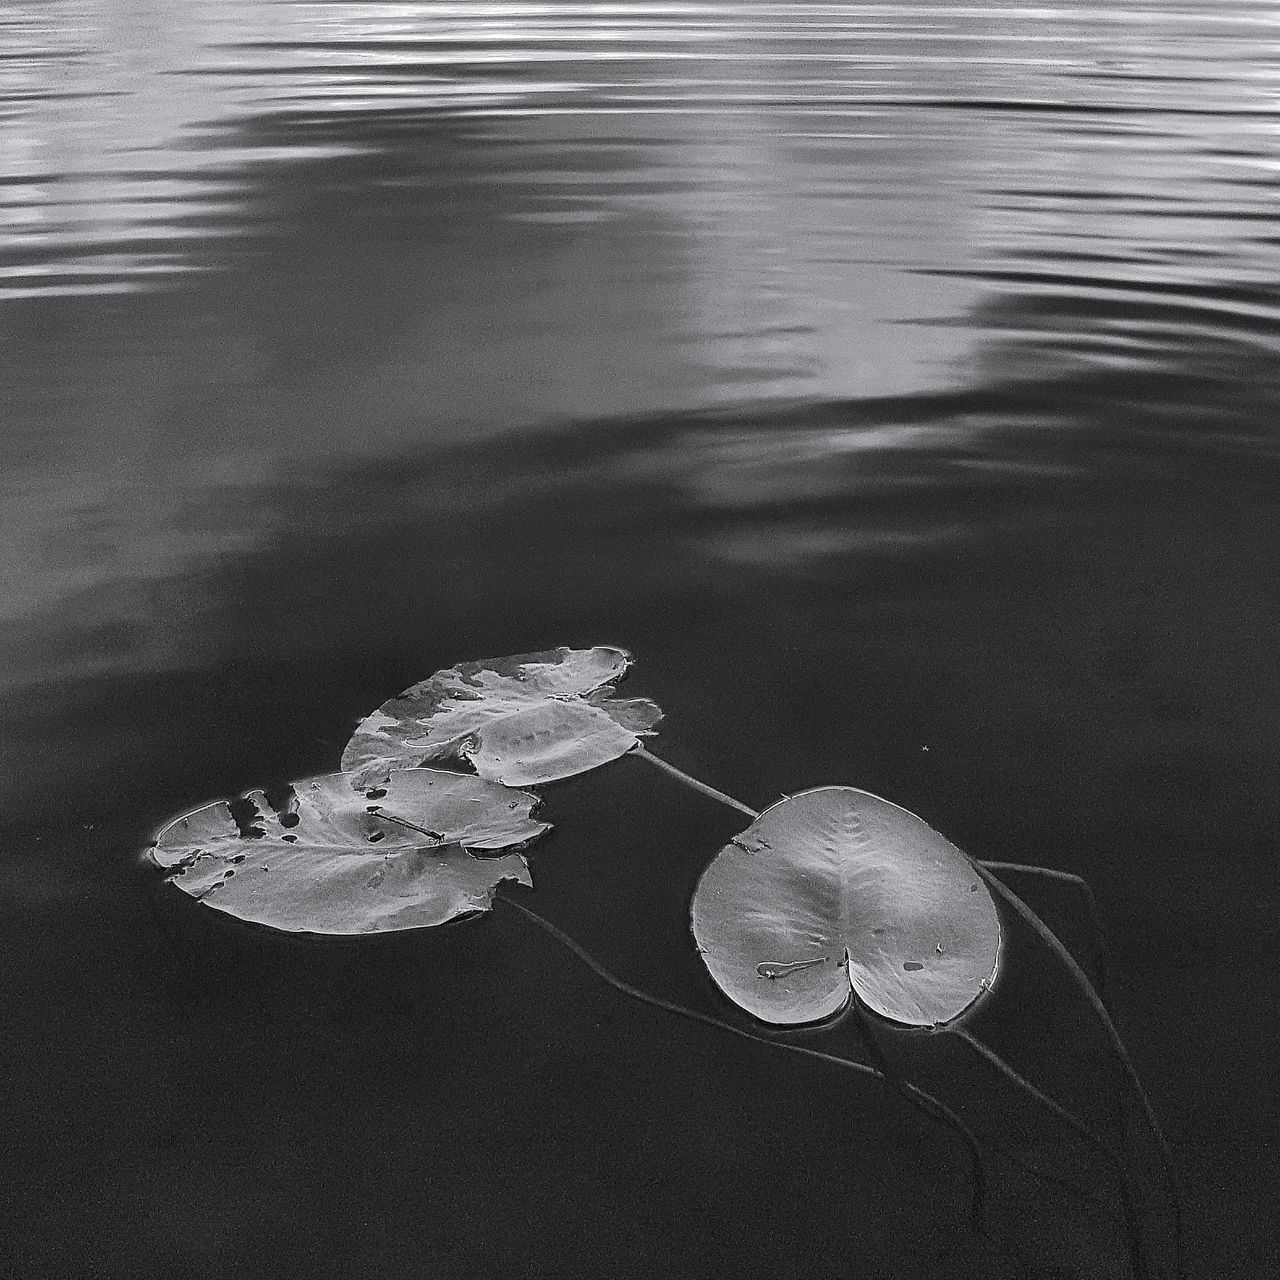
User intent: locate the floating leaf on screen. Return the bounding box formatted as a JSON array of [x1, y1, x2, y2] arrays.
[[691, 787, 1001, 1029], [149, 770, 549, 935], [342, 645, 663, 788]]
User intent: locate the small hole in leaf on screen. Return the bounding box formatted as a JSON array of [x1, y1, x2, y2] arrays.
[[230, 855, 247, 864], [903, 961, 924, 972], [366, 788, 387, 800], [280, 813, 300, 829], [282, 834, 298, 843], [368, 831, 386, 844]]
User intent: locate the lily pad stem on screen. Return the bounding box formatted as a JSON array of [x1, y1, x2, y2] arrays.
[[629, 743, 759, 818], [955, 1029, 1150, 1280], [497, 894, 989, 1235], [970, 862, 1183, 1279], [979, 861, 1108, 1003], [849, 994, 986, 1232]]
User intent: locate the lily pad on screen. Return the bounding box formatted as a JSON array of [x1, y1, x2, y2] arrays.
[[691, 787, 1001, 1029], [149, 770, 548, 935], [342, 646, 663, 788]]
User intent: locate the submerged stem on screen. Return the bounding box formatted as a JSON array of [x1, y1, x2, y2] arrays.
[[955, 1029, 1150, 1280], [498, 896, 1118, 1233], [979, 861, 1109, 1003], [850, 996, 987, 1232], [970, 862, 1183, 1279], [498, 896, 989, 1233], [628, 744, 759, 818]]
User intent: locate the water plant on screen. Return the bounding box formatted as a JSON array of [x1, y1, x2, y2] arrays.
[[151, 769, 546, 932], [146, 645, 1181, 1278]]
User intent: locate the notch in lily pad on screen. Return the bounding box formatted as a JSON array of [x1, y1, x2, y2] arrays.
[[342, 645, 663, 788], [149, 769, 549, 935]]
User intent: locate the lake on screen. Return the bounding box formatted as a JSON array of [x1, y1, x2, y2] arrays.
[[2, 2, 1277, 1276]]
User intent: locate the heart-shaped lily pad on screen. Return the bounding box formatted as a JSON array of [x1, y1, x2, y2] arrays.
[[342, 646, 663, 788], [149, 770, 548, 935], [691, 787, 1001, 1028]]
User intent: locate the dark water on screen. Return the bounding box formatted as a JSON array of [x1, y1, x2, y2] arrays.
[[3, 2, 1278, 1276]]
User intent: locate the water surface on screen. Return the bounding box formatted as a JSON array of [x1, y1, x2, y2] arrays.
[[3, 3, 1278, 1277]]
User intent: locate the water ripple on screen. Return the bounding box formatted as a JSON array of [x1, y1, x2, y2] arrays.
[[4, 0, 1280, 416]]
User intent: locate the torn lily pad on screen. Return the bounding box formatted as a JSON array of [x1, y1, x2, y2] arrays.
[[691, 787, 1002, 1029], [342, 645, 663, 788], [149, 770, 548, 935]]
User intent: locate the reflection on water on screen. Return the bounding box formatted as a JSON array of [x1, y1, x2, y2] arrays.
[[7, 2, 1280, 395], [4, 4, 1280, 1278], [6, 2, 1280, 690]]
